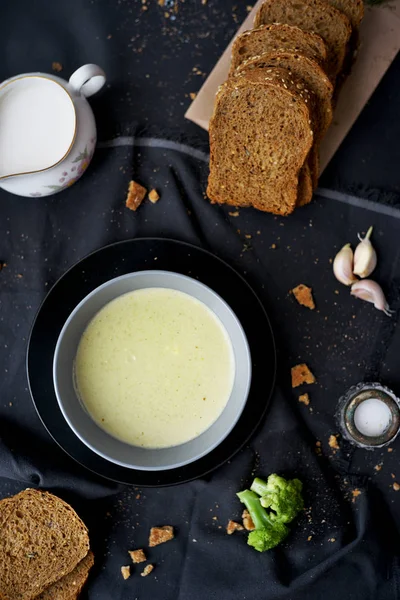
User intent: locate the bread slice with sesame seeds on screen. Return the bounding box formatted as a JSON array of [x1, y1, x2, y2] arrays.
[[235, 53, 332, 197], [254, 0, 352, 82], [207, 67, 313, 215], [0, 489, 90, 600], [235, 52, 333, 142], [230, 24, 328, 76]]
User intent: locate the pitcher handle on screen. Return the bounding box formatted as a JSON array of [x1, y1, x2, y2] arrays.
[[69, 64, 106, 97]]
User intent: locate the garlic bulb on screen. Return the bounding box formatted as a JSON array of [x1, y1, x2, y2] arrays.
[[351, 280, 394, 317], [353, 226, 377, 278], [333, 244, 358, 286]]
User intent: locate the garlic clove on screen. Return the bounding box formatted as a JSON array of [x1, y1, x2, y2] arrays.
[[333, 244, 358, 286], [351, 280, 394, 317], [353, 226, 377, 278]]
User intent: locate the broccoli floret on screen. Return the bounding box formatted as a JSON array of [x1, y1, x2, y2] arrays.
[[250, 474, 304, 524], [236, 490, 289, 552]]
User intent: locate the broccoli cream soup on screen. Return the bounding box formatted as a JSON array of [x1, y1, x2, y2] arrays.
[[74, 288, 235, 448]]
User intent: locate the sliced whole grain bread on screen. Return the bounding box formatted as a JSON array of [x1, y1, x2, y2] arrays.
[[0, 498, 15, 529], [230, 23, 327, 75], [325, 0, 364, 28], [235, 54, 331, 196], [308, 145, 320, 189], [235, 52, 333, 141], [37, 551, 94, 600], [254, 0, 352, 81], [0, 489, 90, 600], [207, 68, 313, 215], [297, 163, 313, 206]]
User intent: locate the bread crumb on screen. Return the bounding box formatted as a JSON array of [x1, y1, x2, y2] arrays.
[[141, 564, 154, 577], [329, 435, 339, 452], [391, 473, 395, 479], [121, 566, 130, 580], [299, 393, 310, 406], [245, 234, 252, 239], [352, 489, 361, 502], [226, 520, 244, 534], [158, 0, 165, 5], [315, 441, 322, 455], [242, 509, 255, 531], [149, 525, 174, 547], [0, 261, 6, 272], [393, 482, 400, 491], [148, 189, 160, 203], [291, 284, 315, 310], [129, 549, 146, 563], [291, 364, 316, 388], [374, 464, 382, 471], [126, 180, 147, 211], [189, 92, 197, 100], [229, 211, 239, 217], [307, 535, 312, 541], [329, 537, 336, 543], [388, 448, 393, 452], [270, 243, 276, 249], [52, 61, 63, 72]]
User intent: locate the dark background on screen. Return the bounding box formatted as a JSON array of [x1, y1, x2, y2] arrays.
[[0, 1, 399, 598]]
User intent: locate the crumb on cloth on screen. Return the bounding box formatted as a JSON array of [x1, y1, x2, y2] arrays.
[[242, 509, 255, 531], [352, 489, 361, 502], [52, 61, 63, 72], [148, 189, 160, 203], [393, 482, 400, 492], [291, 284, 315, 310], [149, 525, 174, 547], [129, 549, 146, 563], [121, 566, 130, 580], [299, 393, 310, 406], [329, 435, 339, 452], [141, 564, 154, 577], [126, 180, 147, 211], [291, 364, 316, 388], [226, 520, 244, 535]]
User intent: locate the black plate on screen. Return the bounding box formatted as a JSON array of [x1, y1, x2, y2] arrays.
[[27, 238, 276, 486]]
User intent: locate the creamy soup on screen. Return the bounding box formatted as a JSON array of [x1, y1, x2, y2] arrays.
[[74, 288, 235, 448]]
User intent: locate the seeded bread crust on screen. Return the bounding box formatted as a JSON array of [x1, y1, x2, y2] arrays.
[[207, 67, 313, 215], [236, 52, 333, 141], [254, 0, 352, 81], [230, 23, 327, 75]]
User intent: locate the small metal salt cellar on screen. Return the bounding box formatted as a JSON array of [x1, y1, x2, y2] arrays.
[[337, 382, 400, 449]]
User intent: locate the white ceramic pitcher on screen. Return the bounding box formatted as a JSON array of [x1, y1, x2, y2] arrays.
[[0, 64, 106, 197]]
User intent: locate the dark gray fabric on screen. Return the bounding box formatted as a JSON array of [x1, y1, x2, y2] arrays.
[[0, 1, 399, 597]]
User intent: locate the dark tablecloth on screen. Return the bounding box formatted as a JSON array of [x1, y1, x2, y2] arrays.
[[0, 1, 399, 599]]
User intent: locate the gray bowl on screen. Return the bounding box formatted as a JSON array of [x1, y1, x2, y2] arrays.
[[53, 270, 252, 470]]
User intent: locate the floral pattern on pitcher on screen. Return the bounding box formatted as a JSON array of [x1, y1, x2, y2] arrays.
[[28, 141, 95, 197]]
